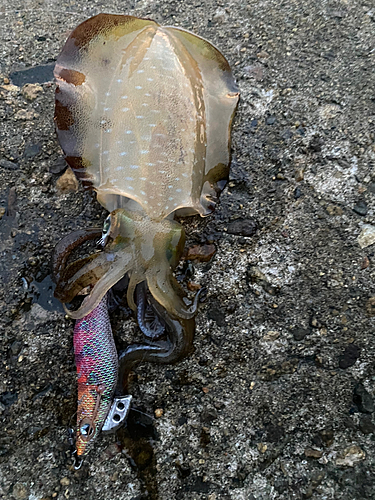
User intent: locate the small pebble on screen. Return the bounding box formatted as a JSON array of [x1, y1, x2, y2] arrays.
[[366, 297, 375, 316], [187, 281, 201, 291], [292, 328, 309, 341], [50, 158, 68, 174], [361, 256, 370, 269], [335, 445, 365, 467], [186, 243, 216, 262], [309, 135, 323, 152], [353, 200, 368, 216], [24, 142, 41, 159], [60, 477, 70, 487], [326, 204, 343, 216], [56, 167, 79, 193], [359, 415, 375, 435], [266, 115, 276, 125], [12, 483, 28, 500], [358, 225, 375, 249], [1, 83, 19, 93], [212, 9, 227, 23], [262, 331, 280, 342], [14, 109, 39, 120], [257, 443, 268, 453], [243, 65, 263, 80], [304, 448, 323, 459], [21, 83, 43, 100], [0, 159, 19, 170], [295, 168, 304, 181], [10, 341, 23, 356], [155, 408, 163, 418]]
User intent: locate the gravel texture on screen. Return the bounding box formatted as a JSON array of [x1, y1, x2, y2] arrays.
[[0, 1, 375, 499]]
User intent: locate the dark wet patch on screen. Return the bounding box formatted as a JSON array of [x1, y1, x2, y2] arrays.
[[292, 327, 310, 341], [182, 475, 215, 494], [49, 158, 68, 175], [353, 383, 374, 414], [200, 408, 218, 423], [24, 143, 42, 160], [0, 159, 19, 170], [27, 276, 64, 312], [9, 63, 55, 86], [207, 305, 226, 327], [358, 416, 375, 435], [0, 391, 18, 407], [118, 409, 159, 499], [339, 344, 360, 369], [227, 218, 258, 237], [265, 423, 285, 443]]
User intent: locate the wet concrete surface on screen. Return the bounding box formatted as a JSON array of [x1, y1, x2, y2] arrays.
[[0, 0, 375, 499]]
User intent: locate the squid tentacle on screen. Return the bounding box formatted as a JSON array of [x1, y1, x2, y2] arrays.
[[51, 227, 101, 283], [126, 272, 143, 312], [146, 267, 200, 320], [65, 251, 133, 319], [135, 281, 165, 339], [54, 253, 111, 303], [116, 297, 195, 394]]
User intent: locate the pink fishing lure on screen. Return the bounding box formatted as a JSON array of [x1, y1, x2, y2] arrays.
[[73, 296, 118, 458]]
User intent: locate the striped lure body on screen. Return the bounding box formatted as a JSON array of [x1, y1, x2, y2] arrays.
[[73, 295, 118, 457]]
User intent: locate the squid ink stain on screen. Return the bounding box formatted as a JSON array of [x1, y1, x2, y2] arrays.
[[117, 408, 159, 500]]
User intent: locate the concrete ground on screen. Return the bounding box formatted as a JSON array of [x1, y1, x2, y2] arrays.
[[0, 0, 375, 498]]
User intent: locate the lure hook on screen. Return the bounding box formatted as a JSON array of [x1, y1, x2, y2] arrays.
[[72, 449, 84, 470]]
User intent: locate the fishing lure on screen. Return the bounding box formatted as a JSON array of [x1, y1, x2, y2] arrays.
[[73, 295, 117, 459], [53, 13, 239, 462]]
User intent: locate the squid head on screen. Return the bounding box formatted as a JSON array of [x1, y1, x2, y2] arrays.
[[55, 208, 198, 321]]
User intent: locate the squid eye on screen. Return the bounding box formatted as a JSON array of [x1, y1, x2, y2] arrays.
[[103, 215, 111, 234], [166, 226, 185, 269], [98, 215, 111, 247]]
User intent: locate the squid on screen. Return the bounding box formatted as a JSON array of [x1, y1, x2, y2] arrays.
[[52, 13, 239, 463]]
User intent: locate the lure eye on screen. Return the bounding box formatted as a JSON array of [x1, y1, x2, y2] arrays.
[[79, 418, 95, 441], [80, 423, 92, 436], [98, 215, 111, 247]]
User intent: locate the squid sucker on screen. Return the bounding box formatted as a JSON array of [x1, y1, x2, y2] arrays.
[[52, 13, 239, 463]]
